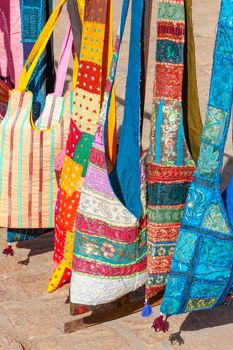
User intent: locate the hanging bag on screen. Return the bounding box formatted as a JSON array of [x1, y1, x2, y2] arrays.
[[69, 0, 147, 315], [158, 0, 233, 323], [145, 0, 202, 301], [0, 0, 74, 229], [48, 0, 117, 293]]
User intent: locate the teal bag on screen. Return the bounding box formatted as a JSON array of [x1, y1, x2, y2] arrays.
[[154, 0, 233, 328]]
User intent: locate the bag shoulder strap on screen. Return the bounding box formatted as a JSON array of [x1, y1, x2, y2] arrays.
[[18, 0, 67, 92], [195, 0, 233, 187]]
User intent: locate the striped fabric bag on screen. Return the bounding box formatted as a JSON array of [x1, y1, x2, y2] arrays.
[[0, 0, 74, 230]]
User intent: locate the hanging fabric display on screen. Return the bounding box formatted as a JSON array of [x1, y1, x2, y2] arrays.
[[0, 0, 23, 88], [145, 0, 201, 300], [48, 0, 117, 293], [69, 0, 147, 316], [0, 0, 74, 230], [159, 0, 233, 319], [0, 0, 23, 119], [20, 0, 55, 119]]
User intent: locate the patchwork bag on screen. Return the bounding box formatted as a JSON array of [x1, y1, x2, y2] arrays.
[[160, 0, 233, 318], [146, 0, 201, 300], [0, 0, 74, 229], [48, 0, 117, 293], [70, 0, 147, 315]]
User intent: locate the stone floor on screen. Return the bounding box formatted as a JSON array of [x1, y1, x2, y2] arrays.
[[1, 1, 233, 349]]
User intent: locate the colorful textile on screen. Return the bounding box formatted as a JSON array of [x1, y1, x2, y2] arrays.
[[69, 0, 147, 314], [161, 0, 233, 316], [0, 0, 72, 229], [48, 0, 117, 293], [146, 0, 196, 300], [0, 0, 23, 88], [20, 0, 55, 119]]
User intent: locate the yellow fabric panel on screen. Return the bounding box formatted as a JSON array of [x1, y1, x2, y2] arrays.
[[80, 23, 105, 65], [60, 156, 83, 196]]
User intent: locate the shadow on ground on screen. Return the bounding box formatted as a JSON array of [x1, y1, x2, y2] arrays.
[[16, 230, 54, 265]]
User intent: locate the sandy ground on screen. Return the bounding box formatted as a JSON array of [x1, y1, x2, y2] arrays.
[[1, 1, 233, 349]]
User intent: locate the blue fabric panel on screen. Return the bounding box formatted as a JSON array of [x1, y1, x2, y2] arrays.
[[112, 0, 144, 219], [156, 40, 184, 64]]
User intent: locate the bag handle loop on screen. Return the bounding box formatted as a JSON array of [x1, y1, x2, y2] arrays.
[[18, 0, 67, 92]]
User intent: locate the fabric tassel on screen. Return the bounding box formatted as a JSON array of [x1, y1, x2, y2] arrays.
[[141, 299, 153, 317], [2, 244, 14, 256], [151, 314, 169, 333]]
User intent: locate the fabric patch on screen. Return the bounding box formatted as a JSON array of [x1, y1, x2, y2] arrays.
[[189, 281, 227, 298], [89, 147, 105, 169], [56, 189, 81, 231], [76, 213, 139, 243], [157, 2, 185, 22], [196, 143, 220, 179], [174, 231, 198, 264], [202, 106, 227, 146], [156, 40, 184, 64], [53, 223, 67, 264], [157, 21, 185, 42], [202, 203, 231, 234], [147, 163, 195, 184], [85, 0, 107, 24], [60, 156, 83, 196], [73, 132, 94, 176], [148, 182, 190, 206], [80, 23, 105, 65], [183, 186, 207, 225], [185, 298, 217, 312], [85, 164, 115, 198], [73, 230, 147, 266], [148, 206, 184, 224], [72, 89, 100, 134], [154, 63, 183, 100], [147, 222, 180, 243], [147, 255, 173, 275], [77, 61, 101, 95], [66, 119, 82, 159]]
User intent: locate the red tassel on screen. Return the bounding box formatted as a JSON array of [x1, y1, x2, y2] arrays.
[[2, 245, 14, 257], [151, 315, 169, 333]]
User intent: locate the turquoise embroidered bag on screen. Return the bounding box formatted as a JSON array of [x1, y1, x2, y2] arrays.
[[156, 0, 233, 324]]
